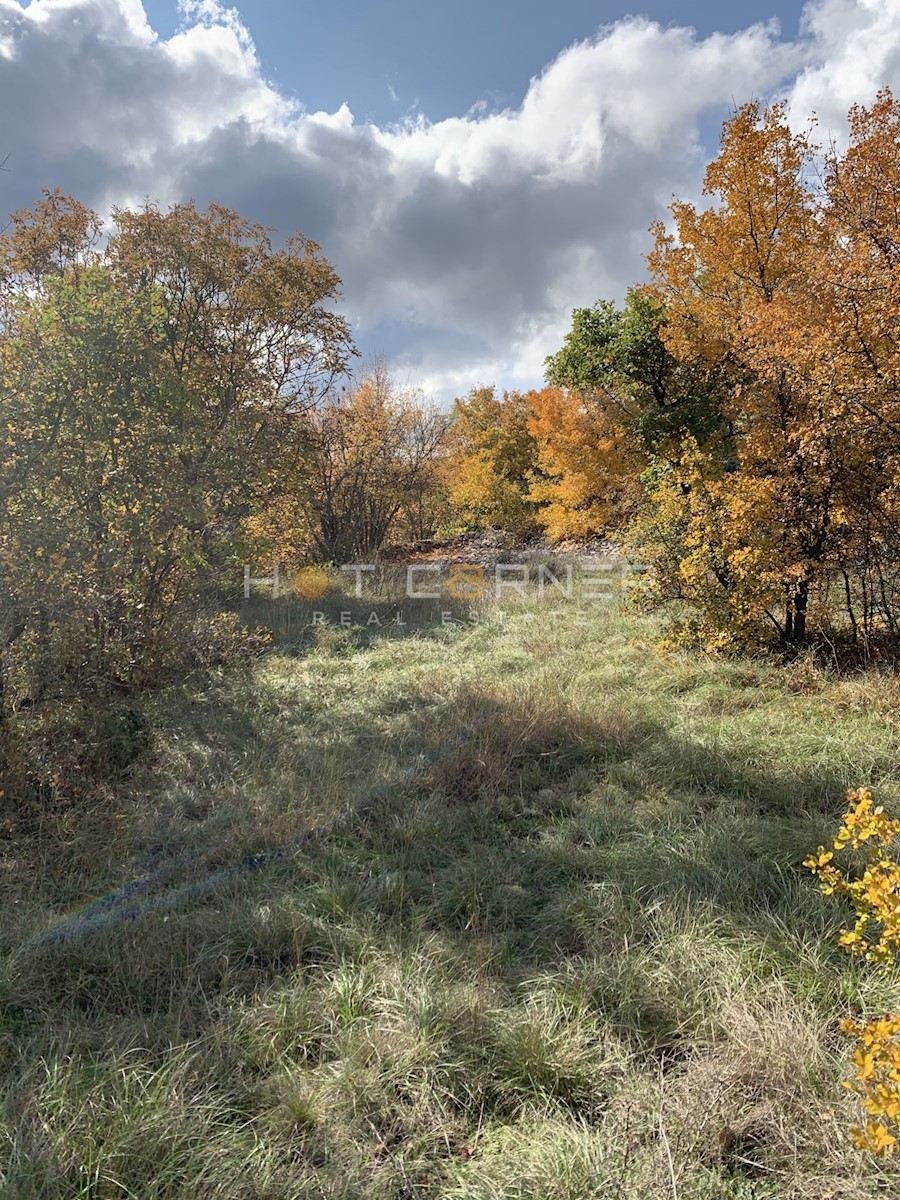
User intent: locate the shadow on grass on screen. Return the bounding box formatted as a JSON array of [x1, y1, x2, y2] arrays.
[[2, 665, 891, 1198], [4, 678, 855, 1027]]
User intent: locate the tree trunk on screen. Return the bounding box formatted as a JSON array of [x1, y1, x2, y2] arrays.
[[792, 580, 809, 645]]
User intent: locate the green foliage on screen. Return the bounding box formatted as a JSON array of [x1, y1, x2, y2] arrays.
[[544, 287, 727, 454], [0, 190, 352, 793], [545, 289, 669, 401]]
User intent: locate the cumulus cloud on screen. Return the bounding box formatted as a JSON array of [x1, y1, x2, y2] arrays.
[[0, 0, 898, 397], [790, 0, 900, 136]]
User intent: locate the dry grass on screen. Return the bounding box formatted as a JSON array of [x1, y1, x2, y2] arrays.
[[2, 597, 900, 1197]]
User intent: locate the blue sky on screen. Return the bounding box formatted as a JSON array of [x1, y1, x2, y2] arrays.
[[0, 0, 895, 399], [139, 0, 807, 126]]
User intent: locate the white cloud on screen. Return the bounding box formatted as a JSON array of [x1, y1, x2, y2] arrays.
[[790, 0, 900, 139], [0, 0, 898, 398]]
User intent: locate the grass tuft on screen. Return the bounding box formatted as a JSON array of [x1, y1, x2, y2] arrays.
[[2, 603, 900, 1196]]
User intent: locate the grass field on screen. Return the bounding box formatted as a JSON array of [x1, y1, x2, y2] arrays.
[[3, 592, 900, 1198]]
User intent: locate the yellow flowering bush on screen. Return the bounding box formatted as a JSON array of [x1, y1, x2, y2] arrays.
[[806, 788, 900, 1153]]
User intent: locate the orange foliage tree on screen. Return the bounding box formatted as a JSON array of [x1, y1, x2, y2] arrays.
[[243, 359, 447, 565], [525, 386, 634, 541], [443, 386, 540, 536], [538, 95, 900, 651], [542, 288, 728, 547], [746, 90, 900, 647], [643, 101, 830, 646]]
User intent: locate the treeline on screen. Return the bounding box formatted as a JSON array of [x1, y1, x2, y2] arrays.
[[448, 90, 900, 655], [5, 88, 900, 791]]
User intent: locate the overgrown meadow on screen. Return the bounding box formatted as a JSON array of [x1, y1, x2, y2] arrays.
[[3, 590, 900, 1198], [6, 89, 900, 1198]]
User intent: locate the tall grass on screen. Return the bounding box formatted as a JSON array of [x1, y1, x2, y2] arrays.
[[2, 598, 900, 1196]]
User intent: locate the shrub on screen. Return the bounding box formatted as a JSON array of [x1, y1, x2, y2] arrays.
[[806, 788, 900, 1153]]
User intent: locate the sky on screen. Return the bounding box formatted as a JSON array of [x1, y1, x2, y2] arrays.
[[0, 0, 898, 401], [136, 1, 807, 127]]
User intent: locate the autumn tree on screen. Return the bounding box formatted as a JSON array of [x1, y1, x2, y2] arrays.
[[642, 91, 900, 650], [642, 101, 834, 646], [298, 361, 446, 562], [744, 90, 900, 648], [443, 386, 540, 536], [446, 95, 900, 650], [244, 360, 447, 565], [540, 289, 729, 544], [0, 191, 353, 778], [816, 92, 900, 645], [522, 386, 634, 540]]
